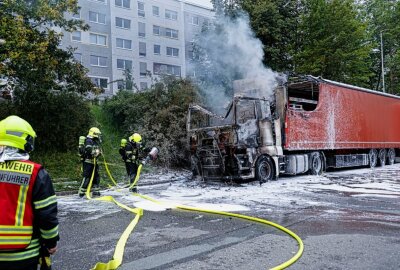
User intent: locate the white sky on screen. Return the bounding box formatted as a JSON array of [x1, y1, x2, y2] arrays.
[[186, 0, 213, 8]]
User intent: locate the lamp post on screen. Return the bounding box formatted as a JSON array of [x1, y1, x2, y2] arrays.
[[380, 31, 385, 93]]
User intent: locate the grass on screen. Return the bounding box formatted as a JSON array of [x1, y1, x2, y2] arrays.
[[32, 105, 155, 192]]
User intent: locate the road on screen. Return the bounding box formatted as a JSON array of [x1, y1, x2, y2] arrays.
[[54, 164, 400, 270]]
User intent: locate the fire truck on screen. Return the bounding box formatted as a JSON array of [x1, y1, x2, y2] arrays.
[[187, 75, 400, 182]]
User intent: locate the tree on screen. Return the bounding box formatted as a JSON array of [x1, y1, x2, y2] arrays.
[[0, 0, 95, 152], [294, 0, 372, 86], [364, 0, 400, 94], [0, 0, 93, 94]]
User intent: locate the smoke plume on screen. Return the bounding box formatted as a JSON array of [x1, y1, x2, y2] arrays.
[[192, 13, 279, 114]]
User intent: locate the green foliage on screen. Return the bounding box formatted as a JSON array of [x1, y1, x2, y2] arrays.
[[103, 77, 200, 167], [14, 89, 93, 152], [294, 0, 372, 86]]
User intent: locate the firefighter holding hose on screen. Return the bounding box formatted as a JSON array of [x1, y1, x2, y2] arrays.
[[78, 127, 102, 197]]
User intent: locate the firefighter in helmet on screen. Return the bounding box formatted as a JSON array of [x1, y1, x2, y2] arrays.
[[0, 116, 59, 270], [119, 133, 145, 192], [78, 127, 102, 197]]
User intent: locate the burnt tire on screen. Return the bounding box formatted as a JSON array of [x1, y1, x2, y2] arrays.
[[387, 148, 396, 165], [368, 149, 378, 168], [378, 149, 386, 167], [256, 156, 276, 183], [310, 152, 324, 175]]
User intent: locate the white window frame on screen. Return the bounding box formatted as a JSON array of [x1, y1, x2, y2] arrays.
[[117, 59, 133, 70], [165, 9, 178, 20], [73, 53, 82, 64], [115, 0, 130, 9], [90, 33, 107, 46], [139, 42, 146, 57], [116, 17, 131, 29], [165, 28, 178, 39], [72, 9, 81, 19], [89, 11, 106, 24], [153, 25, 160, 36], [71, 31, 82, 42], [90, 55, 107, 67], [90, 76, 109, 90], [116, 38, 132, 50], [152, 6, 159, 16], [138, 22, 146, 38], [138, 1, 145, 17], [153, 44, 161, 55], [191, 16, 199, 25], [166, 47, 179, 57], [139, 62, 147, 77]]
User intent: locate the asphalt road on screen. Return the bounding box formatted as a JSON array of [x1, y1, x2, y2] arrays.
[[54, 165, 400, 270]]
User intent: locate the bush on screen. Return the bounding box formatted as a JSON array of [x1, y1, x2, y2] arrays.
[[103, 77, 200, 167]]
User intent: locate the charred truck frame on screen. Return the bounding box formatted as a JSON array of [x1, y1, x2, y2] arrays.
[[187, 75, 400, 182]]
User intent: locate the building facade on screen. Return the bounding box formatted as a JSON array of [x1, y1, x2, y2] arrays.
[[60, 0, 213, 97]]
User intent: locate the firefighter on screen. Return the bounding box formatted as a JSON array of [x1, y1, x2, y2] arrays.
[[0, 115, 59, 270], [119, 133, 145, 192], [78, 127, 102, 197]]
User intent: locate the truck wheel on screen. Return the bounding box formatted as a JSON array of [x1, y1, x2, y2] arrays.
[[387, 148, 395, 165], [256, 156, 275, 183], [310, 152, 324, 175], [378, 149, 386, 167], [368, 149, 378, 168]]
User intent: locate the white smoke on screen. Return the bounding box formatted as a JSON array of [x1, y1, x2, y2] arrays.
[[192, 13, 280, 114]]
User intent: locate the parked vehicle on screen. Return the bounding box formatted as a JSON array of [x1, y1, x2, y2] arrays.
[[187, 75, 400, 182]]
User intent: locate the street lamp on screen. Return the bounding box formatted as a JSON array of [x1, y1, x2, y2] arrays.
[[380, 31, 385, 93]]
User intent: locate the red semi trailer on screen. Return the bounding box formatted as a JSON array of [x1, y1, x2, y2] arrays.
[[187, 75, 400, 182]]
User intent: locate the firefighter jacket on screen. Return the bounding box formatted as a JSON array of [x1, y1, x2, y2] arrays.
[[82, 137, 102, 164], [119, 141, 144, 164], [0, 160, 59, 263]]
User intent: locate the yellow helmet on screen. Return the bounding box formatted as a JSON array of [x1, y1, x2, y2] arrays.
[[88, 127, 101, 138], [0, 115, 36, 152], [129, 133, 142, 143]]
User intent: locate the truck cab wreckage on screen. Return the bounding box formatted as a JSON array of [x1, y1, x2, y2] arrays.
[[187, 75, 400, 182]]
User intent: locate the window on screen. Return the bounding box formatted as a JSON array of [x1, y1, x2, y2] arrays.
[[89, 11, 106, 24], [152, 6, 159, 16], [154, 63, 181, 77], [117, 59, 132, 70], [138, 22, 146, 37], [117, 80, 125, 90], [191, 16, 199, 25], [165, 28, 178, 39], [90, 33, 107, 46], [166, 47, 179, 57], [140, 62, 147, 77], [115, 0, 130, 8], [72, 9, 81, 19], [140, 82, 148, 90], [139, 42, 146, 57], [90, 55, 107, 67], [153, 44, 160, 55], [165, 9, 178, 20], [91, 77, 108, 89], [116, 17, 131, 29], [73, 53, 82, 64], [116, 38, 132, 49], [72, 31, 81, 42], [153, 25, 160, 35], [93, 0, 106, 2], [138, 2, 145, 17]]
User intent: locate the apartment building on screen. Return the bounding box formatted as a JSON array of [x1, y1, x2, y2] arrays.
[[60, 0, 214, 97]]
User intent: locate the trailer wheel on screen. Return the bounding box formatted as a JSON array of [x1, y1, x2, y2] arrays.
[[378, 149, 386, 167], [387, 148, 395, 165], [368, 149, 378, 168], [256, 156, 275, 183], [310, 152, 324, 175]]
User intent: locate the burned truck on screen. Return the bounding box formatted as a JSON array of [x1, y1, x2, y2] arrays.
[[187, 75, 400, 182]]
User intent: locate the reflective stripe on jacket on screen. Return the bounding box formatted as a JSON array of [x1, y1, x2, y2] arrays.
[[0, 160, 40, 250]]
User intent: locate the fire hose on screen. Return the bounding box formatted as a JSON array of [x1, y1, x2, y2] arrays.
[[83, 153, 304, 270]]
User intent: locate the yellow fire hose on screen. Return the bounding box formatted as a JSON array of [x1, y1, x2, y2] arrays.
[[84, 159, 304, 270]]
